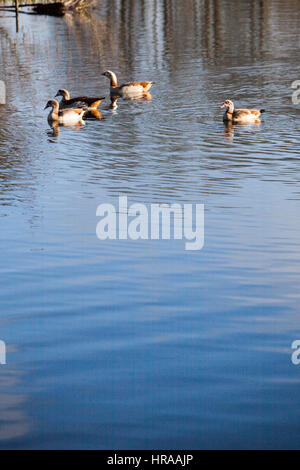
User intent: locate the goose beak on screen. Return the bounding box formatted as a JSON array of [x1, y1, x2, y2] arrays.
[[44, 103, 49, 110], [55, 92, 59, 97], [101, 72, 106, 76]]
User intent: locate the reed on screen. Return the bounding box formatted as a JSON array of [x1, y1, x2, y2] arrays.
[[15, 0, 19, 31]]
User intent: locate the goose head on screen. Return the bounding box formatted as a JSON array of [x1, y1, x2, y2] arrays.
[[221, 100, 234, 113], [55, 88, 69, 100], [102, 70, 118, 87], [44, 99, 58, 110]]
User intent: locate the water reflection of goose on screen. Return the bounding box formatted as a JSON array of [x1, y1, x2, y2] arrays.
[[55, 88, 105, 111], [44, 100, 85, 125], [102, 70, 154, 98], [47, 122, 60, 138], [85, 109, 104, 120], [221, 99, 265, 123], [223, 120, 262, 141], [46, 121, 86, 138], [109, 95, 118, 111]]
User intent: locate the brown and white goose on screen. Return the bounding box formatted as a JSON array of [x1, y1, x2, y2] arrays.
[[55, 89, 105, 110], [44, 99, 85, 125], [221, 100, 265, 123], [102, 70, 154, 98]]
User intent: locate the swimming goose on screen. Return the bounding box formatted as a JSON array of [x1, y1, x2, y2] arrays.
[[102, 70, 154, 97], [44, 99, 85, 125], [55, 89, 105, 110], [221, 100, 265, 123]]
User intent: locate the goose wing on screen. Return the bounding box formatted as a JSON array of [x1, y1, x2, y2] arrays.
[[119, 81, 153, 91], [234, 108, 253, 118], [63, 97, 105, 109]]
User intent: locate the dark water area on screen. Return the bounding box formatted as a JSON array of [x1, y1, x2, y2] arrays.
[[0, 0, 300, 449]]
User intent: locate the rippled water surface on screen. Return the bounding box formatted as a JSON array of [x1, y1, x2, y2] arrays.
[[0, 0, 300, 449]]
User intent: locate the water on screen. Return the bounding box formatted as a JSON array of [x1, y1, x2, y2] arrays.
[[0, 0, 300, 449]]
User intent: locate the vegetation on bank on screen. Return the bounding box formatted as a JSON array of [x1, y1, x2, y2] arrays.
[[0, 0, 96, 15]]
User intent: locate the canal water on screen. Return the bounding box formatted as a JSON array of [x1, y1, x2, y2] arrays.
[[0, 0, 300, 449]]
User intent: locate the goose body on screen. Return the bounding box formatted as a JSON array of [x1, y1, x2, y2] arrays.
[[44, 99, 85, 125], [55, 89, 105, 110], [102, 70, 154, 97], [221, 100, 265, 123]]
